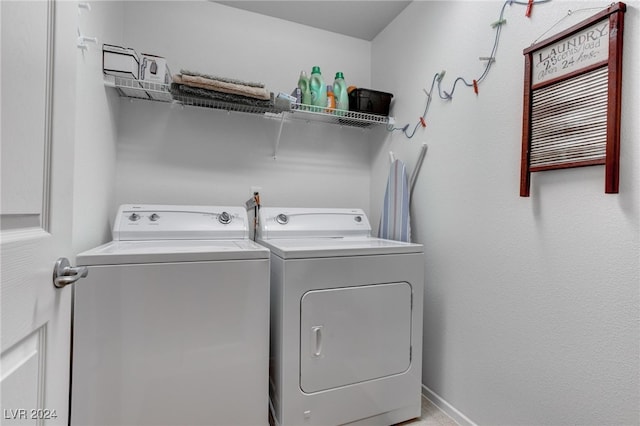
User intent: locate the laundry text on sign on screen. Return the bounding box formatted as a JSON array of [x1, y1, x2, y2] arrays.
[[532, 22, 609, 85]]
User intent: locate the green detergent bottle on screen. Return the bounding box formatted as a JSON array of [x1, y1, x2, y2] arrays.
[[333, 71, 349, 115], [309, 66, 327, 112], [298, 70, 311, 108]]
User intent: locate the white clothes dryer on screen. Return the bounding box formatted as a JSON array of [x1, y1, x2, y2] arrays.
[[71, 205, 270, 426], [257, 207, 424, 426]]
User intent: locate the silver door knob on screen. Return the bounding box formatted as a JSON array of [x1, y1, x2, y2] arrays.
[[53, 257, 88, 288]]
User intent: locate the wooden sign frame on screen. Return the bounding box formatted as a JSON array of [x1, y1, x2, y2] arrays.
[[520, 2, 626, 197]]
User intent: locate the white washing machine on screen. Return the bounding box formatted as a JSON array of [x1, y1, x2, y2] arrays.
[[256, 207, 424, 426], [71, 204, 270, 426]]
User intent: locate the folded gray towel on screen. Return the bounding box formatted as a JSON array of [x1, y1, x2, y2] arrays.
[[173, 73, 270, 100], [180, 69, 265, 88], [170, 83, 277, 109]]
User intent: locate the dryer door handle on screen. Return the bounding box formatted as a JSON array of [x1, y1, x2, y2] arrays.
[[312, 326, 323, 357]]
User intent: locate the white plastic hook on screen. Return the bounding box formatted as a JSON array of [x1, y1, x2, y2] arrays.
[[78, 2, 91, 13], [77, 28, 98, 50], [388, 151, 396, 163]]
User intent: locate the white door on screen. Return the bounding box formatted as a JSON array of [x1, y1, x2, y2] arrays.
[[1, 1, 78, 424], [300, 282, 412, 393]]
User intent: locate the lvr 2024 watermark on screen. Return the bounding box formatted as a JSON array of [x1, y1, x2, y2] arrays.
[[3, 409, 58, 420]]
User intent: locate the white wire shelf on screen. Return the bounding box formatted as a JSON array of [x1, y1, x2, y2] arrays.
[[104, 75, 391, 128], [172, 94, 284, 115], [289, 104, 389, 128], [104, 74, 173, 102]]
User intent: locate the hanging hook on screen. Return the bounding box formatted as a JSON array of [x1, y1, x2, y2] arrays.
[[77, 28, 98, 49]]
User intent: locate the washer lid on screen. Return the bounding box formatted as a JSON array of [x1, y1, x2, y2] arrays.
[[257, 207, 372, 240], [113, 204, 249, 241], [77, 239, 270, 266], [257, 236, 422, 259]]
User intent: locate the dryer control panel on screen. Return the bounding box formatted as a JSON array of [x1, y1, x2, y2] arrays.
[[258, 207, 371, 240], [113, 204, 249, 241]]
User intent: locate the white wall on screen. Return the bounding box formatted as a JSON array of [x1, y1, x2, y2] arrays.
[[372, 1, 639, 424], [72, 1, 123, 252], [113, 1, 381, 217], [73, 1, 639, 423]]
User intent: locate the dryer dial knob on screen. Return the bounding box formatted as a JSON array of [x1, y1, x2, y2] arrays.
[[149, 213, 160, 222], [218, 212, 232, 224], [129, 213, 140, 222], [276, 214, 289, 225]]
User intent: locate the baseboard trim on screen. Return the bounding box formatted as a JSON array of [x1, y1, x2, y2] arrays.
[[422, 385, 476, 426]]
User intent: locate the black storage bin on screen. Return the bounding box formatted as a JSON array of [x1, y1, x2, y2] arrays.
[[348, 89, 393, 116]]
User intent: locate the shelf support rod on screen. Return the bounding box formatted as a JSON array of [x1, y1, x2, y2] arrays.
[[273, 113, 286, 159]]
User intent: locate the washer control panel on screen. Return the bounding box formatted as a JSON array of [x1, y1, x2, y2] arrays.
[[113, 204, 248, 241]]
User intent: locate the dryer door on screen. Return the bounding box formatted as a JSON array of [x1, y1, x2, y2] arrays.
[[300, 282, 412, 393]]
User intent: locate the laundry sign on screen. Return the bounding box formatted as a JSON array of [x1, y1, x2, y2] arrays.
[[520, 2, 626, 197], [532, 21, 610, 86]]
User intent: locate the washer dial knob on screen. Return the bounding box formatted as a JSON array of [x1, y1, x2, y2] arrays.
[[129, 213, 140, 222], [276, 214, 289, 225], [218, 212, 232, 224]]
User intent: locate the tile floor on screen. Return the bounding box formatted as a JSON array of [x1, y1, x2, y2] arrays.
[[269, 394, 459, 426], [395, 395, 459, 426]]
